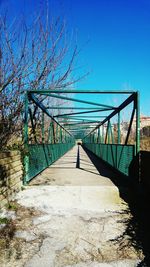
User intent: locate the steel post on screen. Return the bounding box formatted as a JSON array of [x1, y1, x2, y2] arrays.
[[24, 93, 29, 185], [136, 91, 140, 154], [42, 111, 45, 143], [118, 111, 121, 144]]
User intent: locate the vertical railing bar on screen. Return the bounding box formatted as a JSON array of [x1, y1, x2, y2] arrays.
[[125, 104, 135, 145], [105, 122, 109, 144], [48, 121, 51, 143], [24, 92, 29, 185], [136, 91, 140, 154], [108, 120, 111, 144], [52, 121, 55, 144], [29, 108, 37, 143], [118, 111, 121, 144], [102, 125, 104, 143], [110, 121, 114, 144], [42, 111, 45, 143]]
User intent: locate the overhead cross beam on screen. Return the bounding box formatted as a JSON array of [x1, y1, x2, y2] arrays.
[[85, 92, 136, 137], [59, 119, 100, 123], [46, 107, 107, 110], [64, 121, 100, 126], [29, 93, 73, 137], [28, 89, 135, 94], [42, 93, 116, 109], [53, 108, 114, 118], [60, 116, 106, 119], [26, 89, 140, 154]]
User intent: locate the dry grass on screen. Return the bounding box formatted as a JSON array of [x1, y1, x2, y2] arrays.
[[0, 201, 43, 266], [140, 137, 150, 151]]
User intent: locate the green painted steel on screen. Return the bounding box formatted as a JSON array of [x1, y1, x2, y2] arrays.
[[24, 93, 29, 183], [118, 111, 121, 144], [29, 89, 135, 94], [54, 108, 113, 118], [47, 107, 107, 110], [83, 143, 135, 176], [136, 91, 140, 153], [25, 142, 75, 183], [43, 93, 116, 109], [24, 89, 140, 182], [84, 93, 136, 137], [42, 112, 45, 143], [30, 93, 73, 137]]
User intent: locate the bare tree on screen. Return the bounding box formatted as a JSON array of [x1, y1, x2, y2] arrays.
[[0, 15, 27, 146], [0, 8, 87, 148]]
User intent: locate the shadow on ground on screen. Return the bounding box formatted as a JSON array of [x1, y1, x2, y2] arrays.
[[81, 145, 150, 267]]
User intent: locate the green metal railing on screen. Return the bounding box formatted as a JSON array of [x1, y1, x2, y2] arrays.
[[26, 142, 74, 183], [23, 92, 75, 184], [82, 91, 140, 177], [83, 143, 135, 176]]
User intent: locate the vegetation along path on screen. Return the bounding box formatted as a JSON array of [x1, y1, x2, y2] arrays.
[[0, 145, 144, 267]]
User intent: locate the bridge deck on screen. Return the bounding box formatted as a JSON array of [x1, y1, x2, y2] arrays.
[[15, 145, 141, 266], [30, 145, 118, 187]]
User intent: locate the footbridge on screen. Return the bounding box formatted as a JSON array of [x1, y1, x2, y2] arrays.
[[24, 90, 140, 184], [7, 89, 146, 266]]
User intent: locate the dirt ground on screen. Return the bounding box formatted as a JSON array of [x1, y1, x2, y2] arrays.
[[0, 146, 144, 266]]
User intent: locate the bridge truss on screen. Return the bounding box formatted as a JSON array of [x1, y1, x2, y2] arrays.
[[24, 90, 140, 184]]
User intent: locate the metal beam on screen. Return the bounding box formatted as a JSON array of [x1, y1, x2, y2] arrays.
[[118, 111, 121, 144], [29, 108, 37, 143], [43, 93, 116, 109], [105, 121, 109, 144], [28, 89, 135, 94], [47, 122, 52, 143], [46, 107, 108, 110], [68, 126, 96, 129], [29, 93, 73, 137], [110, 121, 114, 144], [61, 116, 106, 119], [24, 93, 29, 184], [53, 108, 113, 118], [98, 128, 100, 143], [42, 111, 45, 143], [135, 91, 140, 153], [59, 119, 100, 123], [24, 93, 29, 145], [63, 121, 100, 126], [68, 130, 95, 132], [84, 92, 136, 138], [125, 106, 135, 145]]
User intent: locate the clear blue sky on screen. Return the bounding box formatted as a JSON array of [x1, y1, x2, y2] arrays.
[[1, 0, 150, 116]]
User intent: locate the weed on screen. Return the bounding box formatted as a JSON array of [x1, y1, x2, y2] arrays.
[[0, 217, 9, 224], [5, 202, 18, 211], [21, 186, 26, 191]]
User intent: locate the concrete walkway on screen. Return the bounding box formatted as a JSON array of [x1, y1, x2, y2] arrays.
[[30, 145, 118, 187], [28, 145, 125, 213], [7, 145, 142, 266]]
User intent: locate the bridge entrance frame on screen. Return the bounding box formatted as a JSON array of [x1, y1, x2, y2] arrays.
[[24, 90, 140, 184]]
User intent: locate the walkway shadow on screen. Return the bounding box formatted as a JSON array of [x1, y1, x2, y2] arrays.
[[81, 146, 127, 185], [82, 146, 150, 266], [76, 145, 80, 168]]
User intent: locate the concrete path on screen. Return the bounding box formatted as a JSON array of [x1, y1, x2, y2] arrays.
[[30, 145, 118, 187], [2, 145, 143, 266], [28, 145, 126, 213]]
